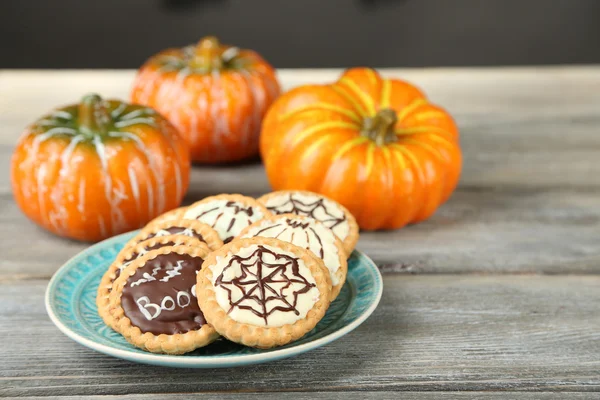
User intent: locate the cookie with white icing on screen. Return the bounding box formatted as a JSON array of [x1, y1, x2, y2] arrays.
[[97, 235, 210, 330], [196, 237, 331, 349], [183, 194, 270, 244], [106, 244, 219, 354], [126, 219, 223, 252], [237, 213, 348, 300], [257, 190, 359, 254]]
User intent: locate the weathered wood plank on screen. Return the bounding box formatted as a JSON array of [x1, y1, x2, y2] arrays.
[[1, 275, 599, 397], [11, 393, 600, 400]]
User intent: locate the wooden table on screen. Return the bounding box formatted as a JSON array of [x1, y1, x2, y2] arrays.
[[1, 68, 599, 399]]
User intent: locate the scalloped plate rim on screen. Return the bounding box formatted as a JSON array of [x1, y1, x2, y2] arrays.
[[45, 230, 383, 368]]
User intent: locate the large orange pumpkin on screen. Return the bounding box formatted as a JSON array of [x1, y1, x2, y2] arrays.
[[131, 36, 281, 163], [10, 94, 190, 242], [260, 68, 462, 230]]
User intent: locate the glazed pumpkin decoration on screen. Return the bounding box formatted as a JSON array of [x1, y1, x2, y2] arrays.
[[10, 94, 190, 242], [131, 36, 281, 163], [260, 68, 462, 230]]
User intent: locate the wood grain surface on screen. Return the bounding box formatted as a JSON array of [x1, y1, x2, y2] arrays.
[[6, 394, 599, 400], [2, 275, 599, 397], [1, 68, 599, 398]]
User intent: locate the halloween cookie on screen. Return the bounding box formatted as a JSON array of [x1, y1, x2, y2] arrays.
[[196, 237, 331, 348], [257, 190, 359, 254], [183, 194, 270, 244], [126, 219, 223, 251], [237, 214, 347, 300], [97, 235, 209, 329], [106, 244, 219, 354]]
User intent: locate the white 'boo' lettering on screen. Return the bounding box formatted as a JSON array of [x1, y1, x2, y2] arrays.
[[135, 290, 194, 320]]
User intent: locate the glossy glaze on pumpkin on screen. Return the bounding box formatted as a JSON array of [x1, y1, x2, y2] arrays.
[[10, 94, 190, 241], [131, 36, 280, 163], [260, 68, 462, 230]]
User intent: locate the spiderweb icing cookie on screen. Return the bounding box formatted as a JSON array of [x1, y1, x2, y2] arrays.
[[258, 190, 359, 253], [237, 213, 347, 300], [196, 237, 331, 349]]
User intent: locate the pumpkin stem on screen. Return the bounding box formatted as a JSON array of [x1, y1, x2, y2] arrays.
[[78, 94, 111, 137], [192, 36, 223, 71], [362, 108, 398, 146]]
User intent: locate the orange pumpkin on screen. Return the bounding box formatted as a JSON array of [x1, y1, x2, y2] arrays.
[[131, 36, 281, 163], [260, 68, 462, 230], [10, 94, 190, 242]]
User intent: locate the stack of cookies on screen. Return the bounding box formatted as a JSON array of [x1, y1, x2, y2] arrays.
[[97, 191, 359, 354]]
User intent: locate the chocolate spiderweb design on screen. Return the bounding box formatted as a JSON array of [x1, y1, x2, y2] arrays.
[[267, 195, 346, 231], [215, 245, 316, 325], [195, 201, 256, 243]]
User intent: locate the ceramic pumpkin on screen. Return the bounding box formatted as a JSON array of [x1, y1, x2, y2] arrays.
[[131, 36, 280, 163], [10, 94, 190, 242], [260, 68, 462, 230]]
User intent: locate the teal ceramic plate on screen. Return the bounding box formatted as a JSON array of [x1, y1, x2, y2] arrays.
[[45, 231, 383, 368]]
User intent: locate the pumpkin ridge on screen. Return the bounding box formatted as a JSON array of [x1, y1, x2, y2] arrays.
[[55, 136, 86, 233], [380, 79, 392, 109], [91, 135, 118, 236], [398, 99, 428, 122], [331, 136, 369, 161], [338, 76, 376, 115], [300, 135, 335, 163], [331, 85, 368, 116], [147, 121, 188, 200], [392, 147, 408, 170], [394, 125, 454, 138], [290, 121, 358, 147], [280, 103, 361, 124], [237, 71, 261, 145], [364, 143, 375, 179], [380, 145, 392, 167], [365, 69, 379, 85], [414, 110, 451, 121], [399, 138, 449, 162], [110, 130, 161, 218], [418, 133, 458, 149], [379, 146, 396, 224], [392, 144, 427, 222], [387, 144, 409, 171]]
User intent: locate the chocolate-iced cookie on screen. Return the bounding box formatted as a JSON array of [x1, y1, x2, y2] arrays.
[[106, 245, 219, 354], [183, 194, 270, 244], [196, 237, 331, 349], [97, 235, 209, 330], [258, 190, 359, 254], [126, 219, 223, 251], [237, 213, 347, 300]]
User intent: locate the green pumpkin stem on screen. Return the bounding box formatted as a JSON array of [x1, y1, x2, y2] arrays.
[[192, 36, 223, 71], [78, 94, 110, 136], [362, 108, 398, 146]]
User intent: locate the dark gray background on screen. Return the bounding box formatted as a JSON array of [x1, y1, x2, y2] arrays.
[[1, 0, 599, 68]]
